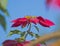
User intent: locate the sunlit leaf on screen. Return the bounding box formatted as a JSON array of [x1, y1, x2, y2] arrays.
[[15, 32, 26, 42], [0, 14, 6, 31], [0, 5, 9, 16], [15, 37, 25, 43], [8, 30, 22, 37], [34, 25, 39, 32], [0, 0, 8, 8], [0, 0, 9, 16]]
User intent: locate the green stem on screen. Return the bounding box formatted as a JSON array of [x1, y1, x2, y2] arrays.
[[24, 23, 31, 40], [18, 23, 31, 42]]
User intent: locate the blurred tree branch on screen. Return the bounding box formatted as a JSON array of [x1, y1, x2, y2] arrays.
[[24, 30, 60, 46]]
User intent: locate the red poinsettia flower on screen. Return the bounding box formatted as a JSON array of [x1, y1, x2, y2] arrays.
[[12, 16, 54, 27], [46, 0, 60, 9]]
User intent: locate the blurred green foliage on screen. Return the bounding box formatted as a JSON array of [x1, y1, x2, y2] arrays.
[[0, 0, 9, 31]]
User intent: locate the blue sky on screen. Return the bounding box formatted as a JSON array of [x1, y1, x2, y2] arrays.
[[0, 0, 60, 46]]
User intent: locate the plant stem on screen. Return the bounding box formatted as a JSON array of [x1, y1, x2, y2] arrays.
[[24, 23, 31, 40]]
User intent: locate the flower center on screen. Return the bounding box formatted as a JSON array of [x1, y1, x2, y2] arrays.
[[25, 16, 32, 19], [32, 16, 36, 18], [25, 16, 36, 19]]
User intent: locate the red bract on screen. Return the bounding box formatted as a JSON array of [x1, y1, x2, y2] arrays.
[[30, 18, 39, 24], [12, 18, 27, 27], [3, 40, 17, 46], [46, 0, 60, 9], [55, 0, 60, 7], [12, 16, 54, 27], [37, 16, 55, 27]]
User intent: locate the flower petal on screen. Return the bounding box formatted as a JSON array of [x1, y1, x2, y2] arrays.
[[37, 16, 45, 21], [12, 18, 27, 27], [45, 19, 55, 26], [19, 18, 27, 22], [30, 18, 39, 24], [37, 16, 49, 27], [55, 0, 60, 7], [37, 16, 55, 27], [21, 21, 27, 28], [12, 21, 21, 27], [12, 18, 21, 23], [39, 19, 55, 27], [3, 40, 17, 46], [45, 0, 60, 9], [39, 20, 50, 27]]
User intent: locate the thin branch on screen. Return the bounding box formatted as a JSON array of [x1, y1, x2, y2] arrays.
[[24, 31, 60, 46]]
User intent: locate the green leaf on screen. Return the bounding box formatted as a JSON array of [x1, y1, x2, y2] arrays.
[[0, 0, 8, 8], [0, 0, 9, 16], [28, 32, 35, 37], [35, 34, 40, 38], [34, 25, 39, 32], [20, 32, 26, 37], [8, 30, 22, 37], [40, 41, 46, 45], [0, 5, 9, 16], [0, 14, 6, 31], [15, 32, 26, 42], [15, 37, 25, 43]]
